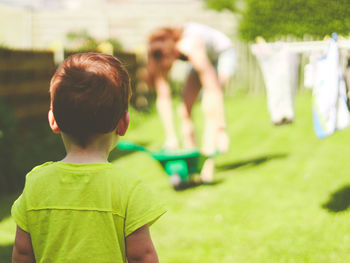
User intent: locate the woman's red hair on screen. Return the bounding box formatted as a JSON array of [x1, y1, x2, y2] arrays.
[[146, 27, 183, 87]]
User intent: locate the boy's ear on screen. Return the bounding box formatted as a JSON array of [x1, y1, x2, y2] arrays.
[[48, 109, 61, 134], [116, 112, 130, 136]]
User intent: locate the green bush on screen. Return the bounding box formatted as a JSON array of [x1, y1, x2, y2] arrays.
[[239, 0, 350, 41], [203, 0, 237, 12], [0, 100, 18, 194], [203, 0, 350, 41], [0, 101, 65, 196]]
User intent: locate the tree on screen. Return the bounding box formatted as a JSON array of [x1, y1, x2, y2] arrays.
[[203, 0, 350, 42], [203, 0, 236, 12]]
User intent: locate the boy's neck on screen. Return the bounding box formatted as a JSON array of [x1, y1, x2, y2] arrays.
[[61, 151, 109, 164], [61, 132, 118, 164]]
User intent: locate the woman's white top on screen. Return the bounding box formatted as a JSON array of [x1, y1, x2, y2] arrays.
[[178, 22, 233, 62]]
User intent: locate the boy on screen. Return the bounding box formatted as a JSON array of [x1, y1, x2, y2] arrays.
[[11, 53, 166, 263]]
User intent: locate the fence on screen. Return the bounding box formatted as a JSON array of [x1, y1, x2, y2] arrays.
[[0, 48, 151, 121], [0, 48, 56, 120], [229, 40, 266, 95]]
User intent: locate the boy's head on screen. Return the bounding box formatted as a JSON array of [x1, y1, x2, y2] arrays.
[[49, 52, 131, 147]]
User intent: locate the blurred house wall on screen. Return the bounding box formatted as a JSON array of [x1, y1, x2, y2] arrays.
[[0, 4, 32, 49], [106, 0, 238, 52], [31, 9, 109, 49], [0, 0, 238, 51]]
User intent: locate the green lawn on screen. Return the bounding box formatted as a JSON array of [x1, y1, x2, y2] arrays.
[[1, 91, 350, 262]]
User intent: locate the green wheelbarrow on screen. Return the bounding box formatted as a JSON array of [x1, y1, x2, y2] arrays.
[[116, 141, 209, 190]]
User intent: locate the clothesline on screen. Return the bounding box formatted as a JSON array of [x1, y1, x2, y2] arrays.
[[250, 37, 350, 137], [251, 40, 350, 53]]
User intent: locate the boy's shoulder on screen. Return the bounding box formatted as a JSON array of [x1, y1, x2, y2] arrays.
[[31, 161, 55, 171], [26, 161, 55, 178], [26, 161, 141, 185]]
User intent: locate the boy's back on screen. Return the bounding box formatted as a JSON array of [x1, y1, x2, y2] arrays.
[[12, 161, 165, 262]]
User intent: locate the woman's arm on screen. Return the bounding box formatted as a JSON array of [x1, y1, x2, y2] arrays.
[[177, 36, 221, 92], [126, 225, 159, 263], [179, 37, 224, 156], [12, 226, 35, 263]]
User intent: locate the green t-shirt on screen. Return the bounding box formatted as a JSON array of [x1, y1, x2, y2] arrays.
[[11, 162, 166, 263]]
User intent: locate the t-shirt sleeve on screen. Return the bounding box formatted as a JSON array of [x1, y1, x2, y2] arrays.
[[11, 192, 29, 232], [124, 180, 166, 237], [11, 163, 52, 233]]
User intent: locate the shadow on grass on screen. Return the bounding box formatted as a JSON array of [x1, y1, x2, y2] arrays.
[[108, 148, 136, 162], [175, 179, 223, 191], [322, 185, 350, 213], [0, 245, 12, 262], [109, 141, 154, 162], [216, 153, 288, 171]]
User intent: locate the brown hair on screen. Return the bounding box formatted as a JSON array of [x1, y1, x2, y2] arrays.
[[146, 27, 183, 87], [50, 52, 131, 147]]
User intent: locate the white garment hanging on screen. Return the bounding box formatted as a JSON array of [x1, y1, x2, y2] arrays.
[[252, 42, 300, 124]]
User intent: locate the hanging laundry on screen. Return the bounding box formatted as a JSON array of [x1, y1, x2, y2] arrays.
[[252, 42, 300, 125], [312, 34, 349, 138], [304, 53, 321, 89], [345, 53, 350, 107]]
